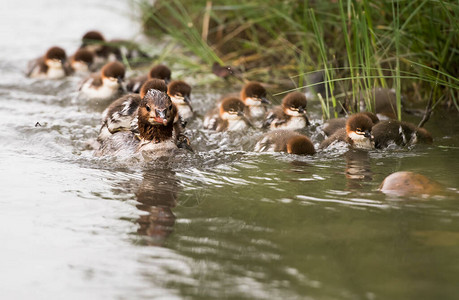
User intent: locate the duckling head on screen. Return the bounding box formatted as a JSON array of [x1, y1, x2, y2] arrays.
[[139, 89, 175, 126], [241, 82, 270, 106], [168, 80, 192, 105], [220, 97, 246, 121], [282, 92, 307, 117]]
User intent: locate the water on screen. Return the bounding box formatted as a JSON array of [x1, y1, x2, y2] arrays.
[[1, 1, 459, 299]]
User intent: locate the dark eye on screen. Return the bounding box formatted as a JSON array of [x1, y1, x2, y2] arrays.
[[145, 105, 151, 112], [356, 128, 362, 132], [176, 93, 182, 97], [229, 108, 235, 113], [290, 106, 296, 110]]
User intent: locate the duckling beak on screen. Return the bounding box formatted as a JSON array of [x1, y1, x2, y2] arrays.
[[298, 107, 305, 114], [260, 97, 270, 105], [184, 95, 191, 104], [117, 76, 124, 84], [364, 130, 372, 138], [237, 111, 244, 117], [154, 108, 168, 125]]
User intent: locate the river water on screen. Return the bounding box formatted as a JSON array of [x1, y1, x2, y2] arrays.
[[1, 1, 459, 299]]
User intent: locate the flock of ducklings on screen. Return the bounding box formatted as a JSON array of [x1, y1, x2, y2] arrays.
[[26, 31, 439, 195]]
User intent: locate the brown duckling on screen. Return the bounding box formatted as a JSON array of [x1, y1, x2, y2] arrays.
[[27, 46, 69, 79], [372, 120, 432, 148], [98, 78, 168, 142], [255, 130, 315, 155], [168, 80, 193, 122], [95, 89, 187, 157], [203, 97, 252, 132], [320, 112, 375, 150], [126, 64, 172, 93], [263, 92, 310, 130], [323, 112, 379, 136], [68, 48, 95, 75], [79, 61, 125, 100], [240, 82, 270, 121]]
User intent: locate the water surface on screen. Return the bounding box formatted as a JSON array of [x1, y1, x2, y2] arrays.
[[1, 1, 459, 299]]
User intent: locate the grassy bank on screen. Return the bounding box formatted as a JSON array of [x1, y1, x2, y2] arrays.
[[137, 0, 458, 119]]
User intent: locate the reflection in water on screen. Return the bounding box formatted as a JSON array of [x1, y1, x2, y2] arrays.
[[345, 150, 372, 189], [135, 168, 179, 246]]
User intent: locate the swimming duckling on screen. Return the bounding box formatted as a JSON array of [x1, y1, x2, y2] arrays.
[[263, 92, 310, 130], [320, 112, 375, 150], [203, 97, 252, 132], [27, 46, 69, 79], [98, 78, 168, 142], [79, 61, 125, 100], [68, 48, 95, 75], [167, 80, 193, 123], [255, 130, 315, 155], [323, 112, 379, 137], [240, 82, 270, 121], [79, 30, 115, 66], [126, 64, 172, 93], [95, 89, 186, 157], [371, 120, 432, 148]]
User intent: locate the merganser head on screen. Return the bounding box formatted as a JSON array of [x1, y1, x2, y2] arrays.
[[101, 61, 125, 87], [241, 82, 270, 106], [71, 48, 94, 72], [44, 46, 67, 68], [168, 80, 191, 105], [148, 64, 171, 84], [220, 97, 246, 121], [346, 113, 374, 149], [81, 30, 105, 51], [282, 92, 307, 117], [286, 135, 315, 155], [140, 78, 168, 99], [139, 89, 175, 126]]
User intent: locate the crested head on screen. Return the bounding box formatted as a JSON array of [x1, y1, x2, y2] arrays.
[[286, 135, 315, 155], [140, 78, 168, 99], [82, 30, 105, 44], [220, 97, 245, 120], [101, 61, 125, 80], [241, 82, 267, 100], [346, 113, 374, 134], [72, 48, 94, 64], [139, 89, 175, 126], [149, 64, 172, 82], [168, 80, 191, 105], [45, 46, 67, 62], [282, 92, 307, 116]]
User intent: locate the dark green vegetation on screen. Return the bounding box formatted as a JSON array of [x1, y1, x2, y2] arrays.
[[137, 0, 458, 119]]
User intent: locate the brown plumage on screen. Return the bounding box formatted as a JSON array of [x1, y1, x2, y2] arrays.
[[263, 92, 309, 130], [323, 112, 379, 136], [27, 46, 69, 78], [168, 80, 193, 123], [203, 97, 251, 132], [255, 130, 315, 155], [126, 64, 172, 93], [320, 113, 374, 149], [372, 120, 432, 148], [240, 82, 270, 121]]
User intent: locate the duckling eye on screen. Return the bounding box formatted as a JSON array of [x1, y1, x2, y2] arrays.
[[176, 93, 182, 97], [229, 108, 235, 113], [290, 106, 297, 110], [145, 105, 151, 112], [356, 128, 362, 133]]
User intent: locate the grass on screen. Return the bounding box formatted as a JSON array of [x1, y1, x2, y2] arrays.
[[135, 0, 459, 119]]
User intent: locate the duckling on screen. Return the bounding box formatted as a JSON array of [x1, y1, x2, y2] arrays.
[[263, 92, 310, 130], [323, 112, 379, 137], [79, 61, 125, 100], [167, 80, 193, 123], [27, 46, 70, 79], [320, 112, 374, 150], [203, 97, 252, 132], [95, 89, 187, 157], [240, 82, 270, 121], [98, 78, 168, 142], [255, 130, 315, 155], [371, 120, 432, 148], [126, 64, 172, 93], [68, 48, 95, 75], [80, 30, 115, 66]]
